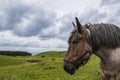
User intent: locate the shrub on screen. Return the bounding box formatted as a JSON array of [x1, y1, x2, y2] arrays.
[[27, 59, 42, 63]]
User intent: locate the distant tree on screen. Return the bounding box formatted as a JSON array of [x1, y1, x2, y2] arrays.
[[0, 51, 32, 56]]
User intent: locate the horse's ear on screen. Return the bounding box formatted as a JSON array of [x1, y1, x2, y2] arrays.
[[72, 22, 75, 27], [75, 17, 82, 33]]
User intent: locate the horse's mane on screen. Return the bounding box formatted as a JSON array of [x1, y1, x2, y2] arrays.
[[85, 23, 120, 52]]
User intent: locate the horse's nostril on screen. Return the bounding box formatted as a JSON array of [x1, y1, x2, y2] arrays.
[[63, 58, 66, 61], [64, 64, 66, 70]]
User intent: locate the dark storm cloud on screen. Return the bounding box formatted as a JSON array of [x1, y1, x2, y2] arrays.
[[101, 0, 120, 5]]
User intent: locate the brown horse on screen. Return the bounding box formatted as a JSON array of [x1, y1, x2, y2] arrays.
[[63, 17, 120, 80]]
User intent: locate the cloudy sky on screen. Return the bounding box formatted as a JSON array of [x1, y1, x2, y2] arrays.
[[0, 0, 120, 54]]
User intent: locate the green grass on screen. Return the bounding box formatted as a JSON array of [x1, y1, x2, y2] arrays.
[[0, 55, 25, 67], [0, 51, 101, 80]]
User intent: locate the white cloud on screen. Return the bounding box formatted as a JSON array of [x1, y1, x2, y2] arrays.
[[0, 31, 67, 47], [0, 31, 67, 54], [99, 0, 120, 25]]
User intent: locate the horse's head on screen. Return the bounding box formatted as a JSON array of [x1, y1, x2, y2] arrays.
[[63, 17, 92, 75]]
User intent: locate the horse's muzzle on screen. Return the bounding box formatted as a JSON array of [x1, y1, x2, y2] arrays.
[[63, 60, 78, 75]]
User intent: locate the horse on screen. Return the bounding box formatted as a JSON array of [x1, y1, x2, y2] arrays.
[[63, 17, 120, 80]]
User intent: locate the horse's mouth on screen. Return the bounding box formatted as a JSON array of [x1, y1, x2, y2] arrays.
[[63, 58, 89, 75], [64, 60, 79, 75]]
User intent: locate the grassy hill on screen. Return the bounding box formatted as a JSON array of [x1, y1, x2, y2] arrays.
[[0, 51, 100, 80], [35, 51, 65, 58]]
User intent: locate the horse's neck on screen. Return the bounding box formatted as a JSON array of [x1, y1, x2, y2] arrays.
[[94, 48, 120, 62], [94, 47, 120, 74]]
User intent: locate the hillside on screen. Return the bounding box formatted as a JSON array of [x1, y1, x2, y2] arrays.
[[35, 51, 65, 58], [0, 51, 100, 80], [0, 55, 25, 67]]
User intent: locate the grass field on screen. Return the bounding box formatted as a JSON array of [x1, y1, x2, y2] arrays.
[[0, 51, 101, 80]]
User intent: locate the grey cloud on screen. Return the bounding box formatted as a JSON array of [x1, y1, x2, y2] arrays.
[[13, 11, 56, 37], [107, 9, 120, 25], [56, 16, 74, 40], [0, 0, 28, 30], [101, 0, 120, 6], [39, 14, 74, 40], [0, 0, 72, 41], [39, 9, 107, 41], [0, 0, 118, 42], [5, 5, 30, 30], [79, 9, 120, 26], [79, 9, 107, 23], [100, 0, 120, 25], [0, 0, 56, 37]]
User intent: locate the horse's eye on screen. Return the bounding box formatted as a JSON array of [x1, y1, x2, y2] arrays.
[[72, 40, 78, 44]]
